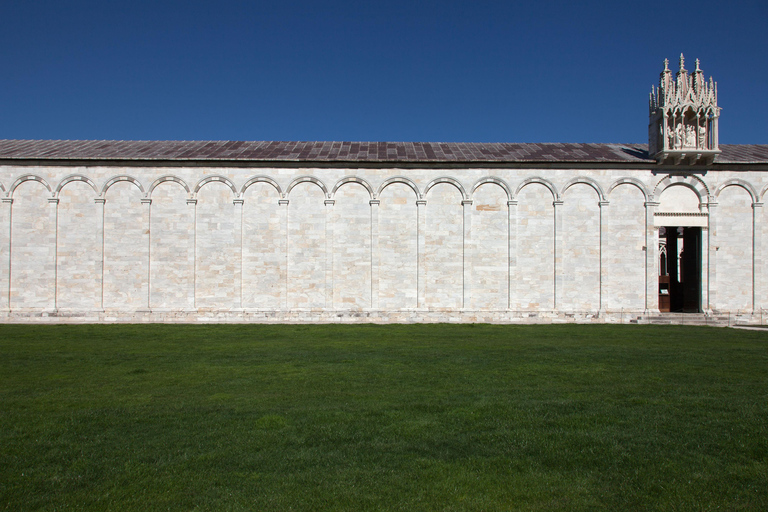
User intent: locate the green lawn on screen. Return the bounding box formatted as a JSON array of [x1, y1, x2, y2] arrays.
[[1, 324, 766, 511]]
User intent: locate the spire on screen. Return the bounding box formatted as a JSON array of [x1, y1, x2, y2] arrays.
[[676, 53, 689, 98], [659, 57, 674, 105], [692, 57, 705, 97]]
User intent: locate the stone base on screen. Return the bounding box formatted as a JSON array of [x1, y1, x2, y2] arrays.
[[2, 308, 761, 326]]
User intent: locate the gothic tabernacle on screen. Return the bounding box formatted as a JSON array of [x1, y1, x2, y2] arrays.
[[1, 56, 767, 324]]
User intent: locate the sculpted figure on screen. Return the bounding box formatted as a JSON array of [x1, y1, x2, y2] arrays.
[[698, 125, 707, 148], [685, 125, 695, 147]]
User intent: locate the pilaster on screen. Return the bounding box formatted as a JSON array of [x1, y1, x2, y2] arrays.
[[95, 197, 106, 311], [141, 198, 152, 310], [462, 199, 472, 309], [644, 201, 659, 313], [507, 200, 518, 310], [1, 198, 11, 311], [553, 200, 563, 310], [370, 199, 380, 309], [325, 199, 335, 308], [598, 200, 609, 314], [233, 198, 244, 310], [187, 198, 197, 309], [279, 198, 289, 309], [707, 201, 717, 312], [752, 202, 762, 312], [416, 199, 426, 308], [49, 197, 59, 311]]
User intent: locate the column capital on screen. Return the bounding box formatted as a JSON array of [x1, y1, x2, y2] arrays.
[[141, 198, 152, 205], [507, 200, 518, 207], [644, 201, 660, 208], [324, 199, 335, 206], [94, 198, 106, 204], [369, 199, 380, 206], [461, 199, 473, 206], [598, 200, 610, 207], [48, 197, 59, 204], [233, 198, 244, 206], [1, 198, 13, 204], [553, 200, 564, 207], [186, 199, 197, 205], [278, 199, 289, 206], [416, 200, 427, 206], [752, 202, 764, 209]]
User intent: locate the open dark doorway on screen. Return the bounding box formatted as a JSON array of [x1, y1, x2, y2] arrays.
[[659, 226, 702, 312]]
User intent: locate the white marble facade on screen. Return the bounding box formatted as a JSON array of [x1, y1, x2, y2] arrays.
[[0, 163, 767, 323]]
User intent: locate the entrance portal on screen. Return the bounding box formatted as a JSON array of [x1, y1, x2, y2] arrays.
[[659, 226, 702, 312]]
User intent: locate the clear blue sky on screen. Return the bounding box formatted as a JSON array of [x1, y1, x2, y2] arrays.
[[1, 0, 766, 144]]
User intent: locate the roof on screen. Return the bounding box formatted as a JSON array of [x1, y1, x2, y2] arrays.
[[0, 140, 766, 165]]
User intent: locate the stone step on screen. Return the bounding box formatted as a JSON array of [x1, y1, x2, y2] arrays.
[[628, 313, 762, 327], [632, 313, 729, 326]]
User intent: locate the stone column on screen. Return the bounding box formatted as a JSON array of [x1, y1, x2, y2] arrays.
[[279, 199, 289, 309], [1, 198, 12, 312], [187, 198, 197, 310], [507, 200, 518, 310], [324, 199, 335, 309], [95, 197, 106, 311], [706, 201, 717, 312], [141, 198, 152, 310], [752, 202, 763, 313], [644, 201, 659, 313], [713, 115, 720, 149], [233, 198, 244, 310], [553, 199, 563, 311], [598, 200, 609, 314], [370, 199, 380, 309], [462, 199, 472, 309], [416, 199, 426, 308], [49, 197, 59, 312]]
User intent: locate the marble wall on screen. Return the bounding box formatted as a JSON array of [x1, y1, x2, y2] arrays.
[[0, 165, 765, 322]]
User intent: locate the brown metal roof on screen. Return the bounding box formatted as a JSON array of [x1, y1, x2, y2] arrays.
[[0, 139, 766, 164]]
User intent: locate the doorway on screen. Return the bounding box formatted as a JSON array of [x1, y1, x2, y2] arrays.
[[659, 226, 702, 312]]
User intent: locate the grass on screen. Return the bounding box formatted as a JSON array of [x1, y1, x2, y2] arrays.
[[0, 323, 767, 511]]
